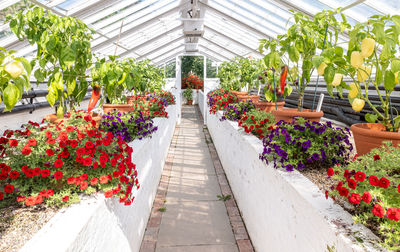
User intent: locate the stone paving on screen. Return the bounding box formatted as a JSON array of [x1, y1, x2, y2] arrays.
[[140, 106, 254, 252]]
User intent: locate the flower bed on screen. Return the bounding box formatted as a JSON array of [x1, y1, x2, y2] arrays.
[[19, 104, 177, 252], [207, 110, 381, 251]]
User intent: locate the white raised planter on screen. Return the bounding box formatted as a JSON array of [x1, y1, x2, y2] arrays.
[[20, 105, 178, 252], [207, 110, 383, 252]]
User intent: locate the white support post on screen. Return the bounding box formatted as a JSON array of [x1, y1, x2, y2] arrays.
[[175, 56, 182, 125], [203, 56, 207, 125]]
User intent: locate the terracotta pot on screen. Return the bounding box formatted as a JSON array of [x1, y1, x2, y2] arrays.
[[255, 101, 285, 112], [187, 100, 193, 105], [103, 104, 134, 114], [44, 114, 64, 124], [44, 112, 102, 129], [350, 123, 400, 155], [271, 108, 324, 123], [236, 94, 260, 103], [230, 91, 248, 96]]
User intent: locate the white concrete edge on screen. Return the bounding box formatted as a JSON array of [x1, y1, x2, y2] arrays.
[[20, 105, 178, 252], [207, 110, 383, 252]]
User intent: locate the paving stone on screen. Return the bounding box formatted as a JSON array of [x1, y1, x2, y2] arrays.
[[165, 176, 222, 201], [156, 244, 239, 252]]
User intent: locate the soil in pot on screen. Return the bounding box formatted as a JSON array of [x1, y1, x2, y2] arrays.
[[271, 108, 324, 123], [103, 104, 134, 114], [350, 123, 400, 155], [255, 101, 285, 112]]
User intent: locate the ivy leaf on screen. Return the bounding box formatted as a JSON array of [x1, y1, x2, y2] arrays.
[[3, 83, 20, 111], [365, 113, 378, 123], [384, 70, 395, 91]]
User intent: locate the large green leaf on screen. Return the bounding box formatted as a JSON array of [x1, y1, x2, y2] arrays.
[[60, 46, 75, 68], [46, 86, 57, 107], [391, 59, 400, 73], [34, 69, 45, 82], [3, 83, 20, 111], [311, 55, 324, 68], [365, 113, 378, 123], [288, 46, 299, 62], [324, 65, 335, 84], [15, 57, 32, 77], [384, 70, 395, 91], [66, 79, 76, 95]]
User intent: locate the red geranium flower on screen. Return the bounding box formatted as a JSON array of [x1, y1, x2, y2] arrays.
[[9, 139, 18, 147], [348, 179, 357, 190], [4, 184, 14, 193], [67, 177, 76, 185], [54, 159, 63, 168], [80, 173, 88, 181], [104, 190, 113, 198], [83, 157, 92, 166], [45, 131, 52, 138], [76, 148, 86, 156], [348, 193, 361, 205], [327, 168, 334, 177], [9, 170, 19, 179], [339, 187, 349, 197], [387, 208, 400, 221], [379, 177, 390, 189], [80, 181, 88, 190], [48, 138, 56, 145], [100, 175, 109, 184], [362, 191, 372, 204], [90, 177, 98, 185], [70, 140, 78, 148], [344, 169, 350, 178], [62, 196, 69, 202], [85, 141, 94, 149], [369, 175, 379, 186], [41, 169, 51, 177], [46, 149, 55, 156], [47, 189, 54, 197], [22, 145, 31, 155], [66, 126, 74, 133], [28, 138, 37, 147], [93, 162, 99, 169], [17, 196, 25, 202], [54, 170, 63, 180], [372, 204, 385, 218], [25, 196, 36, 206], [373, 154, 380, 161], [354, 171, 366, 182], [35, 195, 43, 204]]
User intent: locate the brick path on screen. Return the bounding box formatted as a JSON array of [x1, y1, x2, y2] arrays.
[[140, 105, 254, 252]]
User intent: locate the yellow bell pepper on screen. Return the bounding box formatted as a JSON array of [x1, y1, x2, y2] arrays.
[[317, 62, 327, 76], [361, 38, 375, 58], [357, 65, 371, 83], [4, 61, 24, 79], [395, 72, 399, 84], [352, 98, 365, 112], [351, 51, 363, 68], [331, 73, 343, 87], [348, 83, 358, 99]]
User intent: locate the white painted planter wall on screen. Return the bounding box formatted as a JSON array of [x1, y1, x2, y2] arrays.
[[20, 105, 178, 252], [207, 111, 382, 252]]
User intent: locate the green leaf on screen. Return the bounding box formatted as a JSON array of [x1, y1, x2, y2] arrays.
[[45, 36, 57, 52], [324, 65, 335, 84], [66, 79, 76, 95], [373, 22, 385, 43], [60, 46, 75, 68], [365, 113, 378, 123], [384, 70, 395, 91], [15, 57, 32, 77], [34, 69, 45, 82], [288, 46, 299, 62], [391, 59, 400, 73], [375, 67, 383, 86], [312, 55, 324, 68], [14, 78, 25, 100], [326, 83, 334, 97], [46, 86, 57, 107], [3, 83, 20, 111]]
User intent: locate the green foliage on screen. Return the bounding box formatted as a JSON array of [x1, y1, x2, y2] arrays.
[[6, 6, 94, 114], [183, 88, 193, 100], [165, 60, 176, 78], [206, 58, 217, 78], [181, 56, 204, 79]]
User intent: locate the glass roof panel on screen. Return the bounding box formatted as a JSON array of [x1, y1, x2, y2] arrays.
[[365, 0, 400, 15], [342, 3, 384, 22]]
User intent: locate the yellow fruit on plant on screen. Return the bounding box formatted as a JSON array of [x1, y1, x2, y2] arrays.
[[357, 65, 371, 83], [395, 72, 399, 84], [352, 98, 365, 112], [4, 61, 24, 79], [350, 51, 363, 68], [348, 83, 358, 99], [361, 38, 375, 58], [317, 62, 327, 76], [331, 73, 343, 87]]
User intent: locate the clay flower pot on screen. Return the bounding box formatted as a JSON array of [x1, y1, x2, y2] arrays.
[[237, 94, 260, 103], [187, 100, 193, 105], [350, 123, 400, 155], [255, 101, 285, 112], [44, 112, 101, 128], [230, 91, 248, 96], [271, 108, 324, 123], [103, 104, 134, 114]]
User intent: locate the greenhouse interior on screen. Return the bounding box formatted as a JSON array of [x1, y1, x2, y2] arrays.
[[0, 0, 400, 251]]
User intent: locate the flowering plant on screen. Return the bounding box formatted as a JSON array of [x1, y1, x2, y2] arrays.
[[182, 74, 203, 89], [154, 90, 175, 106], [327, 143, 400, 250], [0, 111, 138, 207], [207, 89, 238, 114], [260, 118, 352, 171], [221, 100, 256, 122], [238, 110, 275, 139], [128, 95, 168, 118], [100, 110, 157, 142]]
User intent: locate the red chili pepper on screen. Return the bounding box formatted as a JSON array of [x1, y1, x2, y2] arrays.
[[280, 65, 288, 93], [88, 86, 101, 113]]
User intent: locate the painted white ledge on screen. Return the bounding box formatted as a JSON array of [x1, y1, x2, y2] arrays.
[[20, 105, 177, 252], [207, 110, 383, 252]]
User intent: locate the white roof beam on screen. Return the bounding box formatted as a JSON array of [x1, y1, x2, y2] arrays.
[[136, 36, 185, 61], [198, 45, 231, 61], [200, 37, 241, 58]]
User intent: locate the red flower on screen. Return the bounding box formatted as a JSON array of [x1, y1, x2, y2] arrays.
[[80, 181, 88, 190], [85, 141, 94, 149], [387, 208, 400, 221], [62, 196, 69, 202], [25, 196, 36, 206], [354, 171, 366, 182], [369, 175, 379, 186], [4, 184, 14, 193], [348, 179, 357, 190], [9, 139, 18, 147], [336, 181, 343, 191], [80, 173, 88, 181], [48, 138, 55, 145], [0, 192, 3, 200], [70, 140, 78, 148], [58, 131, 68, 141], [379, 177, 390, 189], [35, 195, 43, 204], [90, 177, 98, 185], [398, 184, 400, 193], [47, 189, 54, 197], [22, 145, 31, 155], [9, 170, 19, 179], [66, 126, 74, 133], [344, 169, 350, 178], [28, 138, 37, 147], [362, 191, 372, 204], [83, 157, 92, 166], [46, 149, 55, 156], [348, 193, 361, 205], [67, 177, 75, 185], [93, 162, 99, 169], [54, 170, 63, 180], [104, 190, 113, 198], [76, 148, 86, 156], [17, 196, 25, 202], [339, 187, 349, 197], [372, 204, 385, 218], [325, 190, 329, 199], [373, 154, 380, 161], [327, 168, 334, 177], [45, 131, 52, 138], [40, 190, 49, 198], [112, 171, 120, 177], [54, 159, 63, 168], [100, 175, 109, 184]]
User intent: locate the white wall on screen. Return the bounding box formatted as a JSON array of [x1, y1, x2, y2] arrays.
[[20, 105, 178, 252], [207, 111, 381, 252], [198, 90, 205, 124]]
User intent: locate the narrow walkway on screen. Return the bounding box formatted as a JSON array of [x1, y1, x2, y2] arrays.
[[140, 106, 253, 252]]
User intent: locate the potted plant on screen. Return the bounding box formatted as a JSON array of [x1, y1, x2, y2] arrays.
[[0, 48, 32, 112], [7, 6, 94, 119], [218, 59, 244, 95], [235, 57, 260, 102], [316, 14, 400, 154], [260, 9, 349, 122], [183, 88, 193, 105]]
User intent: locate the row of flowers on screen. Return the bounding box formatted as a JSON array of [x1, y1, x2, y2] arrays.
[[207, 89, 399, 251], [0, 91, 176, 209]]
